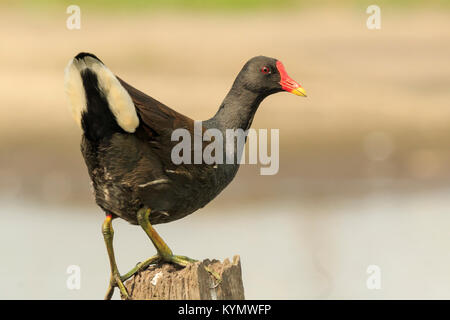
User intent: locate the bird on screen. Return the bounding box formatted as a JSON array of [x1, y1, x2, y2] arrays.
[[64, 52, 306, 299]]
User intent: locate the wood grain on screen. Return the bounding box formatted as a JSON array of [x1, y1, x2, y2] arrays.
[[123, 255, 245, 300]]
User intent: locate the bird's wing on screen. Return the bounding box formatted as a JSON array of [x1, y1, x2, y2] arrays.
[[117, 77, 221, 214], [117, 77, 215, 176], [118, 77, 194, 139]]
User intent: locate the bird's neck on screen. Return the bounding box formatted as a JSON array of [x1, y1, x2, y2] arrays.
[[205, 85, 265, 131]]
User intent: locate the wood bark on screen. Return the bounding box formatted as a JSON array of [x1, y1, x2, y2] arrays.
[[123, 255, 245, 300]]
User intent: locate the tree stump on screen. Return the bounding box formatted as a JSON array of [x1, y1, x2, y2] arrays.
[[123, 255, 244, 300]]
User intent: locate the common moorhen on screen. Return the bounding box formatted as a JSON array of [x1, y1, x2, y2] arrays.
[[64, 52, 306, 299]]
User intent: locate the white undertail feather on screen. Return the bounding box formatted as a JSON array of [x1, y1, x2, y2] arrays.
[[63, 55, 139, 133], [64, 59, 86, 127]]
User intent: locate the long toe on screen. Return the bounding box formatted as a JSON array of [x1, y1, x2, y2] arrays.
[[169, 255, 198, 267], [120, 255, 161, 282], [113, 273, 130, 300]]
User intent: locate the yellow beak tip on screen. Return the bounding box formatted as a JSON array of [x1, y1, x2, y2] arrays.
[[291, 87, 307, 97]]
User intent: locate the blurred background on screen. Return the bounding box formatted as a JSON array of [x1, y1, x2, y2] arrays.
[[1, 0, 450, 299]]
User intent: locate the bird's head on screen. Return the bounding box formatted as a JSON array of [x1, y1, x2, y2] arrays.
[[235, 56, 307, 98]]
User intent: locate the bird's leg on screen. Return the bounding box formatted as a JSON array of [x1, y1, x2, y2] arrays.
[[136, 208, 197, 266], [102, 214, 130, 300], [110, 207, 194, 286], [134, 208, 222, 285]]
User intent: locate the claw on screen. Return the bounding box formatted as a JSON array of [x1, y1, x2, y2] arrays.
[[168, 255, 222, 289], [204, 266, 222, 288], [113, 273, 130, 300], [105, 273, 130, 300]]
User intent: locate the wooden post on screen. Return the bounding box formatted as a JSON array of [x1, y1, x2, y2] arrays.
[[123, 255, 244, 300]]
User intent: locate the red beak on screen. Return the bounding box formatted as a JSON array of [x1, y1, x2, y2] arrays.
[[276, 61, 307, 97]]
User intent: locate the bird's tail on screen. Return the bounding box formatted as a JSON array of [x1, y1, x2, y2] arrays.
[[63, 52, 139, 136]]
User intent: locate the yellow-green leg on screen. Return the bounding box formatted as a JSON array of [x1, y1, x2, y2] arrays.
[[120, 254, 160, 282], [114, 208, 221, 291], [102, 214, 130, 300], [136, 208, 197, 266]]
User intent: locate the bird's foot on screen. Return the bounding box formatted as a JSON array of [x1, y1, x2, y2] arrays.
[[119, 254, 222, 290], [167, 254, 197, 266], [120, 255, 161, 283], [134, 208, 221, 284], [166, 254, 222, 287], [204, 266, 222, 288], [105, 272, 130, 300]]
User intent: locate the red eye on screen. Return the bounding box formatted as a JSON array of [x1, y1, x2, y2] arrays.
[[261, 66, 271, 74]]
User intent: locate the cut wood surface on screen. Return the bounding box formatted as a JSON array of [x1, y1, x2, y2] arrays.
[[123, 255, 244, 300]]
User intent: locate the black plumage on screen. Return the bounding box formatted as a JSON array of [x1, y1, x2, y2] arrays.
[[79, 55, 302, 225]]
